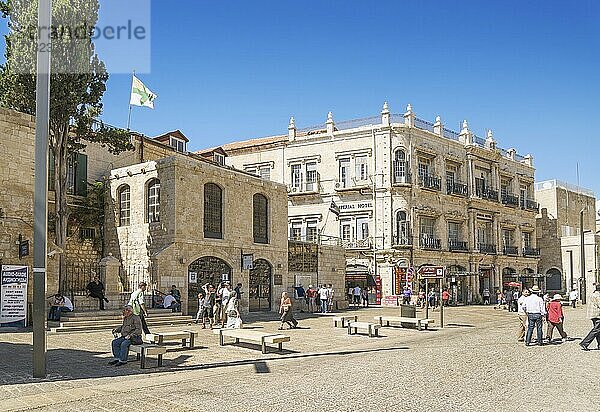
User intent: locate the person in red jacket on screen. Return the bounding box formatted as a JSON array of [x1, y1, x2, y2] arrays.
[[547, 294, 568, 342], [441, 289, 450, 306]]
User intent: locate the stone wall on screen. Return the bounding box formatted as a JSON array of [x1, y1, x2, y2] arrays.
[[536, 208, 563, 281]]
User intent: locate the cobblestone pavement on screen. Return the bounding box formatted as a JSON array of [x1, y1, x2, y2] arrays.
[[0, 305, 598, 411]]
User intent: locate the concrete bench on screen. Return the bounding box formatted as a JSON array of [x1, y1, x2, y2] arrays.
[[145, 330, 198, 348], [347, 321, 381, 338], [213, 328, 290, 353], [374, 316, 435, 331], [332, 315, 358, 328], [130, 343, 167, 369]]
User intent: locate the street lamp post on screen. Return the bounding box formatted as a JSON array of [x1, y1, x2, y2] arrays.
[[580, 209, 586, 305], [33, 0, 52, 378]]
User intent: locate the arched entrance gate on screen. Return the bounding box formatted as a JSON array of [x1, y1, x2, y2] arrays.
[[187, 256, 232, 315], [249, 259, 272, 312]]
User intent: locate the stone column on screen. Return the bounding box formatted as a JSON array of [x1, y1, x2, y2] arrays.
[[100, 254, 122, 309]]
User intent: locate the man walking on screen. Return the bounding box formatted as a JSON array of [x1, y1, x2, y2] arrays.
[[318, 285, 330, 313], [128, 281, 150, 335], [522, 285, 546, 346], [580, 284, 600, 351], [505, 289, 514, 312], [569, 288, 578, 309], [353, 285, 361, 308], [516, 289, 530, 342], [109, 305, 143, 366]]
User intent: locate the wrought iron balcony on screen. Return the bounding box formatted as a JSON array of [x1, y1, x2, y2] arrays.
[[523, 247, 540, 257], [478, 243, 496, 254], [392, 161, 412, 185], [446, 180, 468, 196], [503, 246, 519, 256], [393, 234, 412, 247], [501, 193, 520, 206], [523, 199, 539, 212], [341, 238, 372, 250], [448, 239, 468, 252], [476, 186, 499, 202], [287, 180, 321, 195], [418, 174, 441, 191], [420, 237, 442, 250], [335, 178, 370, 191]]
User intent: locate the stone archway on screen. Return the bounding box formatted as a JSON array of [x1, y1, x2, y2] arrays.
[[545, 268, 562, 291], [187, 256, 232, 315], [249, 259, 272, 312]]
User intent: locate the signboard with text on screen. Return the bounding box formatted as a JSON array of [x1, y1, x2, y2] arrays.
[[418, 266, 445, 279], [0, 265, 29, 327]]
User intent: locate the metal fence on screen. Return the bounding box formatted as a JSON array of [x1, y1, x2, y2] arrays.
[[119, 264, 156, 293], [64, 262, 104, 299]]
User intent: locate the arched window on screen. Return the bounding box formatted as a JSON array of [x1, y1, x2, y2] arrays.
[[393, 149, 407, 183], [253, 193, 269, 244], [147, 179, 160, 223], [395, 210, 409, 245], [204, 183, 223, 239], [118, 184, 131, 226]]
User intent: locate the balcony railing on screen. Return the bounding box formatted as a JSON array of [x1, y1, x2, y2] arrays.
[[418, 174, 441, 191], [478, 243, 496, 254], [287, 180, 321, 195], [503, 246, 519, 256], [341, 238, 372, 250], [393, 233, 412, 247], [523, 199, 539, 212], [448, 239, 468, 252], [523, 247, 540, 257], [420, 237, 442, 250], [335, 178, 370, 191], [476, 186, 499, 202], [501, 193, 520, 207], [446, 180, 468, 196], [392, 161, 411, 185]]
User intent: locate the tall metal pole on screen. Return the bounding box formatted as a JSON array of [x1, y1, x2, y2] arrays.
[[580, 209, 586, 305], [33, 0, 52, 379]]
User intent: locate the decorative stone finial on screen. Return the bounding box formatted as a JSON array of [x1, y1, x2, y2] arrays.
[[382, 101, 389, 112], [288, 116, 297, 140], [381, 102, 390, 126], [485, 129, 496, 150], [327, 111, 333, 122], [406, 103, 413, 113], [461, 119, 469, 132], [433, 115, 443, 136], [326, 111, 335, 134], [486, 129, 493, 139], [288, 116, 296, 128], [435, 115, 441, 123]]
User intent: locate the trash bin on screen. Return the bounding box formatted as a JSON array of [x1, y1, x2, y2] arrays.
[[400, 304, 416, 318]]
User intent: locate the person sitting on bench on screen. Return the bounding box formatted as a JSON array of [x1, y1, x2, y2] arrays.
[[162, 291, 181, 312], [109, 305, 143, 366], [86, 275, 109, 310], [47, 293, 73, 321]]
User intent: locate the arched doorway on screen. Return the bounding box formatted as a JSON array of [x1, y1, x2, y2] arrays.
[[546, 268, 562, 291], [249, 259, 272, 312], [187, 256, 232, 315]]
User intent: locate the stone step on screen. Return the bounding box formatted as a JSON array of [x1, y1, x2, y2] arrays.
[[61, 310, 182, 322], [58, 315, 194, 328], [49, 317, 195, 333]]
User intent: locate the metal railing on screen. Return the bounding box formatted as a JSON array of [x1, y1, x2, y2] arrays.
[[523, 199, 539, 211], [501, 193, 520, 206], [414, 117, 435, 133], [287, 180, 321, 195], [523, 247, 540, 257], [341, 238, 372, 250], [119, 265, 156, 294], [446, 180, 468, 196], [503, 246, 519, 256], [448, 240, 468, 251], [64, 262, 103, 299], [478, 243, 496, 254], [418, 174, 441, 191], [393, 233, 412, 246], [476, 186, 499, 201], [420, 237, 441, 250], [335, 178, 370, 191]]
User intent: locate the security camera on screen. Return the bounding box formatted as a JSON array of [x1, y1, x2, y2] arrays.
[[47, 245, 64, 258]]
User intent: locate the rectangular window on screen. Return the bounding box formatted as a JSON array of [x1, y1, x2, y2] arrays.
[[79, 228, 96, 240], [501, 178, 511, 197], [355, 156, 368, 181], [503, 229, 514, 246], [214, 153, 225, 165], [448, 222, 460, 241], [119, 187, 131, 226], [259, 167, 270, 181], [523, 232, 531, 248], [418, 157, 431, 178], [520, 185, 528, 207], [306, 220, 318, 242], [170, 137, 186, 152], [356, 217, 369, 240], [340, 219, 352, 242], [339, 158, 350, 187], [290, 221, 302, 240], [291, 164, 302, 189], [148, 181, 160, 223], [306, 162, 318, 191], [245, 167, 257, 175], [420, 217, 435, 238]]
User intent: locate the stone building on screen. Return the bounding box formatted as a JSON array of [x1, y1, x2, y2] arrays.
[[535, 180, 598, 296], [104, 155, 290, 315], [216, 102, 541, 304]]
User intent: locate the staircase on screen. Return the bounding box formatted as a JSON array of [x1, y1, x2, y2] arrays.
[[49, 308, 194, 333]]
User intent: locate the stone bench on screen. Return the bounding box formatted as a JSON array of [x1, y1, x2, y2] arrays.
[[130, 343, 167, 369], [214, 328, 290, 353], [332, 315, 358, 328], [347, 321, 381, 338], [374, 315, 435, 331], [145, 330, 198, 348]]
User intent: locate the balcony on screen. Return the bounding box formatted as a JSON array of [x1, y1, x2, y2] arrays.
[[522, 199, 539, 212], [420, 237, 442, 250], [501, 193, 520, 207], [478, 243, 496, 254], [335, 178, 370, 192], [446, 180, 468, 196], [476, 186, 499, 202], [287, 181, 321, 196], [503, 246, 519, 256], [418, 174, 441, 191], [392, 233, 412, 247], [523, 247, 540, 257], [448, 239, 468, 252], [341, 238, 372, 250]]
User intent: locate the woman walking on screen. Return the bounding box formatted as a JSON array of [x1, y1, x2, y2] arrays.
[[279, 291, 298, 330], [547, 294, 568, 342], [225, 291, 242, 328]]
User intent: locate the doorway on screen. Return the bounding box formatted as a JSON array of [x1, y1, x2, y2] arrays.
[[249, 259, 272, 312], [187, 256, 232, 315]]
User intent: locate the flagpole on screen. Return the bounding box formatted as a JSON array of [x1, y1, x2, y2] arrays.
[[127, 70, 135, 130]]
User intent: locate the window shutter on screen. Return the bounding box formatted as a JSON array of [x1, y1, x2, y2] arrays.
[[75, 153, 88, 196]]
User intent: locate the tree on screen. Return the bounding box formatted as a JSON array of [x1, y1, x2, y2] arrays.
[[0, 0, 133, 292]]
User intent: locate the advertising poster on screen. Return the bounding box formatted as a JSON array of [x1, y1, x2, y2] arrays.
[[0, 265, 29, 327]]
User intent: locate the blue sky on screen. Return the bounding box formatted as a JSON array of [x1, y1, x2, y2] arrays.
[[4, 1, 600, 193]]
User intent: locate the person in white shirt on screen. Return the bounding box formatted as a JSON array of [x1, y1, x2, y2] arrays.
[[569, 289, 578, 308], [318, 285, 330, 313], [162, 293, 180, 312], [516, 289, 530, 342], [353, 286, 361, 307], [522, 285, 547, 346], [327, 284, 335, 312]]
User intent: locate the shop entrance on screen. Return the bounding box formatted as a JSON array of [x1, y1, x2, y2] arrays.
[[345, 264, 379, 305], [187, 256, 232, 315], [249, 259, 272, 312]]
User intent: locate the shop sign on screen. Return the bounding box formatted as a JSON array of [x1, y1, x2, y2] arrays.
[[419, 266, 445, 279], [0, 265, 28, 327]]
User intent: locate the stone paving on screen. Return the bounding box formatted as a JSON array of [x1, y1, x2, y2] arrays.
[[0, 305, 598, 411]]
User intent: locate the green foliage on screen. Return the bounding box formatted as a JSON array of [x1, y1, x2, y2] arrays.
[[69, 181, 106, 252]]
